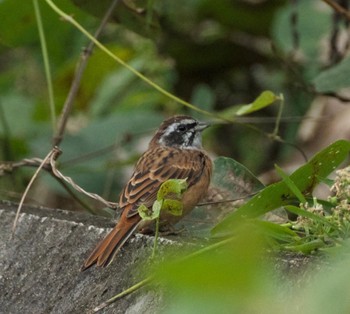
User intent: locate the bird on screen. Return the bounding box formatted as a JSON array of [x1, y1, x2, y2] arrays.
[[81, 115, 212, 270]]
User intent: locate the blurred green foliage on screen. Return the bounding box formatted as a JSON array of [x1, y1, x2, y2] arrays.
[[156, 224, 350, 314], [2, 1, 350, 312], [1, 0, 350, 208]]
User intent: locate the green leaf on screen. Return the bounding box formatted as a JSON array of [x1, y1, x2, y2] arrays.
[[254, 219, 299, 243], [275, 164, 306, 203], [212, 140, 350, 237], [155, 223, 271, 313], [283, 239, 326, 254], [313, 57, 350, 93], [217, 91, 279, 119], [157, 179, 188, 201], [212, 157, 264, 198], [138, 179, 187, 221], [138, 203, 161, 221], [272, 0, 330, 65], [162, 199, 183, 216], [284, 205, 337, 229], [235, 91, 279, 116]]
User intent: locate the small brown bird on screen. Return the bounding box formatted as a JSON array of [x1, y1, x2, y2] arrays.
[[81, 115, 212, 270]]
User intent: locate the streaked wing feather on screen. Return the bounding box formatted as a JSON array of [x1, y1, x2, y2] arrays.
[[120, 146, 205, 218]]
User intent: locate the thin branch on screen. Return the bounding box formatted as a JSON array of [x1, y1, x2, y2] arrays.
[[197, 193, 257, 207], [51, 175, 98, 214], [321, 91, 350, 103], [52, 0, 121, 146], [11, 150, 53, 236], [272, 93, 284, 137], [49, 147, 118, 208], [1, 155, 118, 212], [322, 0, 350, 22]]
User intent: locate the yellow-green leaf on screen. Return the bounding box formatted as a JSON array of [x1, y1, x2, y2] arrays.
[[157, 179, 188, 201], [162, 199, 183, 216], [235, 91, 279, 116], [138, 202, 161, 221]]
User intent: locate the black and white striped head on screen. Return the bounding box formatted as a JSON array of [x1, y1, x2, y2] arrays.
[[150, 115, 209, 149]]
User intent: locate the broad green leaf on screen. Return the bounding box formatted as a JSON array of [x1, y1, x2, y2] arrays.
[[212, 157, 264, 198], [275, 164, 306, 203], [253, 219, 299, 243], [212, 140, 350, 236], [157, 179, 188, 201], [313, 57, 350, 93], [283, 239, 326, 254], [272, 1, 331, 64], [184, 157, 264, 236]]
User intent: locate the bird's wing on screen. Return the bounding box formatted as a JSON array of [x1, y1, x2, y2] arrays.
[[119, 146, 207, 218]]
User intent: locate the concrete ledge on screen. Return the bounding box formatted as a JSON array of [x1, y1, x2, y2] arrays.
[[0, 200, 162, 313], [0, 200, 320, 313]]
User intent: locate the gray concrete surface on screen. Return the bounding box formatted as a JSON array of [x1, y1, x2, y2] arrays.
[[0, 200, 319, 314], [0, 200, 162, 314]]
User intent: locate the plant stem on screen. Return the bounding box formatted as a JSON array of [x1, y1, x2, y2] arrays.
[[273, 93, 284, 137], [33, 0, 56, 133], [44, 0, 224, 122], [12, 149, 53, 236], [152, 216, 160, 259], [92, 277, 152, 313]]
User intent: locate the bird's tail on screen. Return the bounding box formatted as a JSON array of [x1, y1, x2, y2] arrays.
[[81, 215, 141, 271]]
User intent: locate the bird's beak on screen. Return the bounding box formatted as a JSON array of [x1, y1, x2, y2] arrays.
[[195, 121, 211, 132]]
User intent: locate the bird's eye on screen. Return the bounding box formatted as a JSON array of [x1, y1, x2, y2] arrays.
[[178, 125, 186, 132]]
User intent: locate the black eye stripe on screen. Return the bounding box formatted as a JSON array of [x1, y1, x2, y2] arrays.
[[178, 122, 196, 131]]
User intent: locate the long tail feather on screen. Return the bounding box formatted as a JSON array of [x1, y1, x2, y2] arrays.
[[81, 215, 141, 271]]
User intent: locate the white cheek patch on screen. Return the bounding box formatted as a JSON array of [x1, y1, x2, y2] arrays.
[[181, 132, 202, 149], [158, 119, 202, 149], [182, 132, 191, 143], [163, 122, 180, 137]]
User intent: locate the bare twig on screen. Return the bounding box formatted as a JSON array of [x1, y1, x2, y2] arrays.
[[11, 150, 53, 236], [49, 147, 118, 208], [52, 0, 121, 146], [1, 155, 118, 211], [322, 0, 350, 22]]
